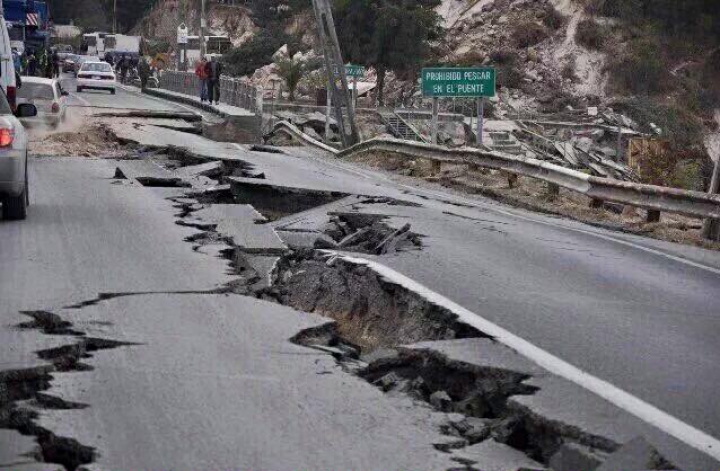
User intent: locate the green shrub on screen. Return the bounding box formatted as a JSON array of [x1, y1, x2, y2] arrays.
[[616, 98, 704, 150], [542, 6, 565, 30], [576, 19, 605, 50], [512, 21, 549, 48], [561, 59, 577, 81], [490, 49, 523, 88], [606, 37, 673, 96], [452, 50, 486, 67]]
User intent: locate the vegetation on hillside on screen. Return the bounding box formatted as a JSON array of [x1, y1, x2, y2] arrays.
[[333, 0, 443, 105]]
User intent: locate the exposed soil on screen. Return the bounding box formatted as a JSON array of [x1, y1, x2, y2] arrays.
[[29, 123, 134, 159]]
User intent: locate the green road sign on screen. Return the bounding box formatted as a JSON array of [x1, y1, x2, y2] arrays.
[[422, 67, 496, 98], [345, 65, 366, 79]]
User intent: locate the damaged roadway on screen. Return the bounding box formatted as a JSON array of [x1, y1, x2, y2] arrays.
[[2, 85, 720, 470]]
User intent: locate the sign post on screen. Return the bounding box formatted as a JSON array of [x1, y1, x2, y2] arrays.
[[177, 23, 188, 71], [422, 67, 496, 146], [345, 65, 366, 110], [477, 98, 484, 146], [431, 98, 439, 144]]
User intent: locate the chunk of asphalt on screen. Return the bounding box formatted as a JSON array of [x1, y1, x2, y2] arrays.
[[275, 230, 336, 250], [430, 390, 453, 411], [548, 442, 606, 471], [451, 439, 548, 471], [0, 429, 42, 466], [193, 204, 287, 254], [0, 463, 65, 471], [174, 161, 225, 178], [114, 160, 189, 188], [227, 177, 350, 220], [595, 437, 672, 471], [375, 222, 412, 254]]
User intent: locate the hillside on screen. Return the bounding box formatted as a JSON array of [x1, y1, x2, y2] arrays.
[[132, 0, 719, 179]]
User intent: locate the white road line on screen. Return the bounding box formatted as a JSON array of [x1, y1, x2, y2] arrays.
[[330, 252, 720, 462]]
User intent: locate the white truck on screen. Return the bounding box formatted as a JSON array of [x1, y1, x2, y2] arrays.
[[104, 34, 141, 56]]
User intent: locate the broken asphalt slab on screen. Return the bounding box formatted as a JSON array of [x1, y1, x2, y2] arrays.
[[31, 294, 459, 471], [402, 339, 720, 471], [193, 204, 287, 253]]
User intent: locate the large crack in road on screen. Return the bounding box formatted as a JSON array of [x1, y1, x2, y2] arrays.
[[3, 109, 713, 470]]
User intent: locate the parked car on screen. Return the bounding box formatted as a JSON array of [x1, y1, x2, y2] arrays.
[[73, 56, 89, 75], [62, 54, 80, 73], [54, 44, 74, 54], [16, 77, 68, 127], [76, 61, 117, 94], [0, 87, 37, 220]]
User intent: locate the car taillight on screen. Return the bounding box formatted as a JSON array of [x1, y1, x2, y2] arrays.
[[7, 86, 16, 111], [51, 102, 60, 113], [0, 128, 14, 147]]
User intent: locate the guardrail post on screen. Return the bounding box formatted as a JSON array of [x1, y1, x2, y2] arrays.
[[702, 159, 720, 241], [646, 210, 661, 223], [545, 182, 560, 200], [507, 172, 518, 189]]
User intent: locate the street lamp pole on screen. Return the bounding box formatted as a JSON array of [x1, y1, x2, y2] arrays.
[[200, 0, 206, 58]]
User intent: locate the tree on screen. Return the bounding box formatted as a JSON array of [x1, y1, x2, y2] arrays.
[[276, 56, 305, 101], [333, 0, 442, 105]]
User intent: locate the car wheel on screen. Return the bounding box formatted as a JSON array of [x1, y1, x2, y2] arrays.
[[77, 87, 83, 92], [110, 89, 116, 95], [3, 190, 27, 220], [25, 165, 30, 207]]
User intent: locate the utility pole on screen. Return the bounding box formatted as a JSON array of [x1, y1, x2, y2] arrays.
[[311, 0, 359, 148], [113, 0, 117, 34], [702, 158, 720, 241], [200, 0, 206, 58]]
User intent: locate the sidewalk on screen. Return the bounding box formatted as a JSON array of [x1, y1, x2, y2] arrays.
[[142, 86, 255, 118]]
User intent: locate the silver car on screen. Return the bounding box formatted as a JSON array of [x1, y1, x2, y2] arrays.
[[0, 89, 37, 220], [17, 77, 69, 127]]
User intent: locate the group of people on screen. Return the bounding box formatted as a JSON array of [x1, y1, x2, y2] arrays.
[[194, 57, 223, 105], [13, 48, 61, 79], [104, 52, 153, 90]]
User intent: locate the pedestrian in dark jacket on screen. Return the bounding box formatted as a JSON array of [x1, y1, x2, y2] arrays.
[[52, 51, 60, 78], [44, 56, 53, 79], [27, 54, 37, 76], [206, 56, 223, 105]]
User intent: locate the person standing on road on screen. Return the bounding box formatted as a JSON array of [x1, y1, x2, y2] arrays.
[[207, 56, 223, 105], [138, 57, 151, 91], [195, 58, 209, 102], [43, 51, 53, 79], [117, 55, 129, 84], [104, 52, 115, 67], [51, 50, 60, 78], [27, 53, 37, 76]]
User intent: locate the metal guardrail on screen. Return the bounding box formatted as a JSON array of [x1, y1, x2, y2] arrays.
[[272, 121, 720, 220], [158, 70, 263, 115]]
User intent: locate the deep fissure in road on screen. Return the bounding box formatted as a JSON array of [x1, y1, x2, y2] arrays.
[[0, 310, 138, 470], [166, 171, 681, 470]]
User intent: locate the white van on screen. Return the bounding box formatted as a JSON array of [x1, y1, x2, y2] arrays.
[[0, 16, 18, 109]]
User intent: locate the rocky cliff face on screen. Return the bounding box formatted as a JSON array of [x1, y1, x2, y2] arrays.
[[132, 0, 256, 49]]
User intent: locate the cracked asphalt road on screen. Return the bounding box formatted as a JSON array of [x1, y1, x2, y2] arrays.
[[2, 82, 720, 470]]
